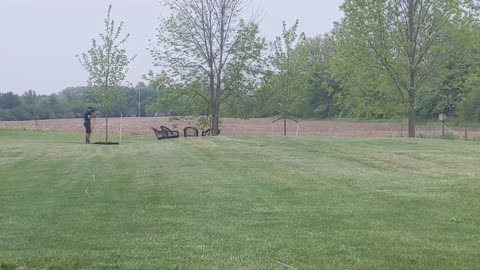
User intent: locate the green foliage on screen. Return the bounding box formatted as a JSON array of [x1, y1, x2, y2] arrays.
[[301, 36, 341, 119], [335, 90, 405, 119], [78, 5, 134, 115], [460, 84, 480, 122], [221, 21, 267, 118], [249, 31, 344, 120], [331, 2, 406, 118], [332, 0, 479, 136], [266, 20, 311, 117], [417, 21, 480, 119], [144, 71, 209, 117]]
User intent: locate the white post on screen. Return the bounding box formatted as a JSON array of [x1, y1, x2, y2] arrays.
[[296, 123, 299, 137], [271, 122, 275, 136]]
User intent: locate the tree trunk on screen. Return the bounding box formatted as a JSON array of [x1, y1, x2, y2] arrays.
[[211, 98, 221, 136], [407, 0, 416, 138], [208, 64, 220, 136], [408, 93, 416, 138], [408, 64, 416, 138]]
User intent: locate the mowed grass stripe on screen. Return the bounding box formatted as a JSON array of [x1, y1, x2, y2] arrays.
[[0, 130, 479, 269]]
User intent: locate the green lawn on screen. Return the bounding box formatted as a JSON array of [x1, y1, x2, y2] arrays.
[[1, 130, 479, 270]]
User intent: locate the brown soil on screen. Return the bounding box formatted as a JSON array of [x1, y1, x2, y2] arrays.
[[1, 117, 479, 139]]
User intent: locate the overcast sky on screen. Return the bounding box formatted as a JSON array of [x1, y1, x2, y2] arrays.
[[0, 0, 344, 95]]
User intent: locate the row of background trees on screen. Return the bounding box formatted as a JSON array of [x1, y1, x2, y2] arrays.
[[0, 85, 156, 121], [2, 0, 480, 137]]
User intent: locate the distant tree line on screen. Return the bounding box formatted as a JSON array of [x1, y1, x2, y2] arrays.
[[0, 85, 157, 121]]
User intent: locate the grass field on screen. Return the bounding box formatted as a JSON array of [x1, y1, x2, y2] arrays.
[[1, 130, 479, 270]]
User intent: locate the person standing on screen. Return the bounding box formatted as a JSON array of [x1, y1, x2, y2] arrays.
[[83, 107, 95, 144]]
